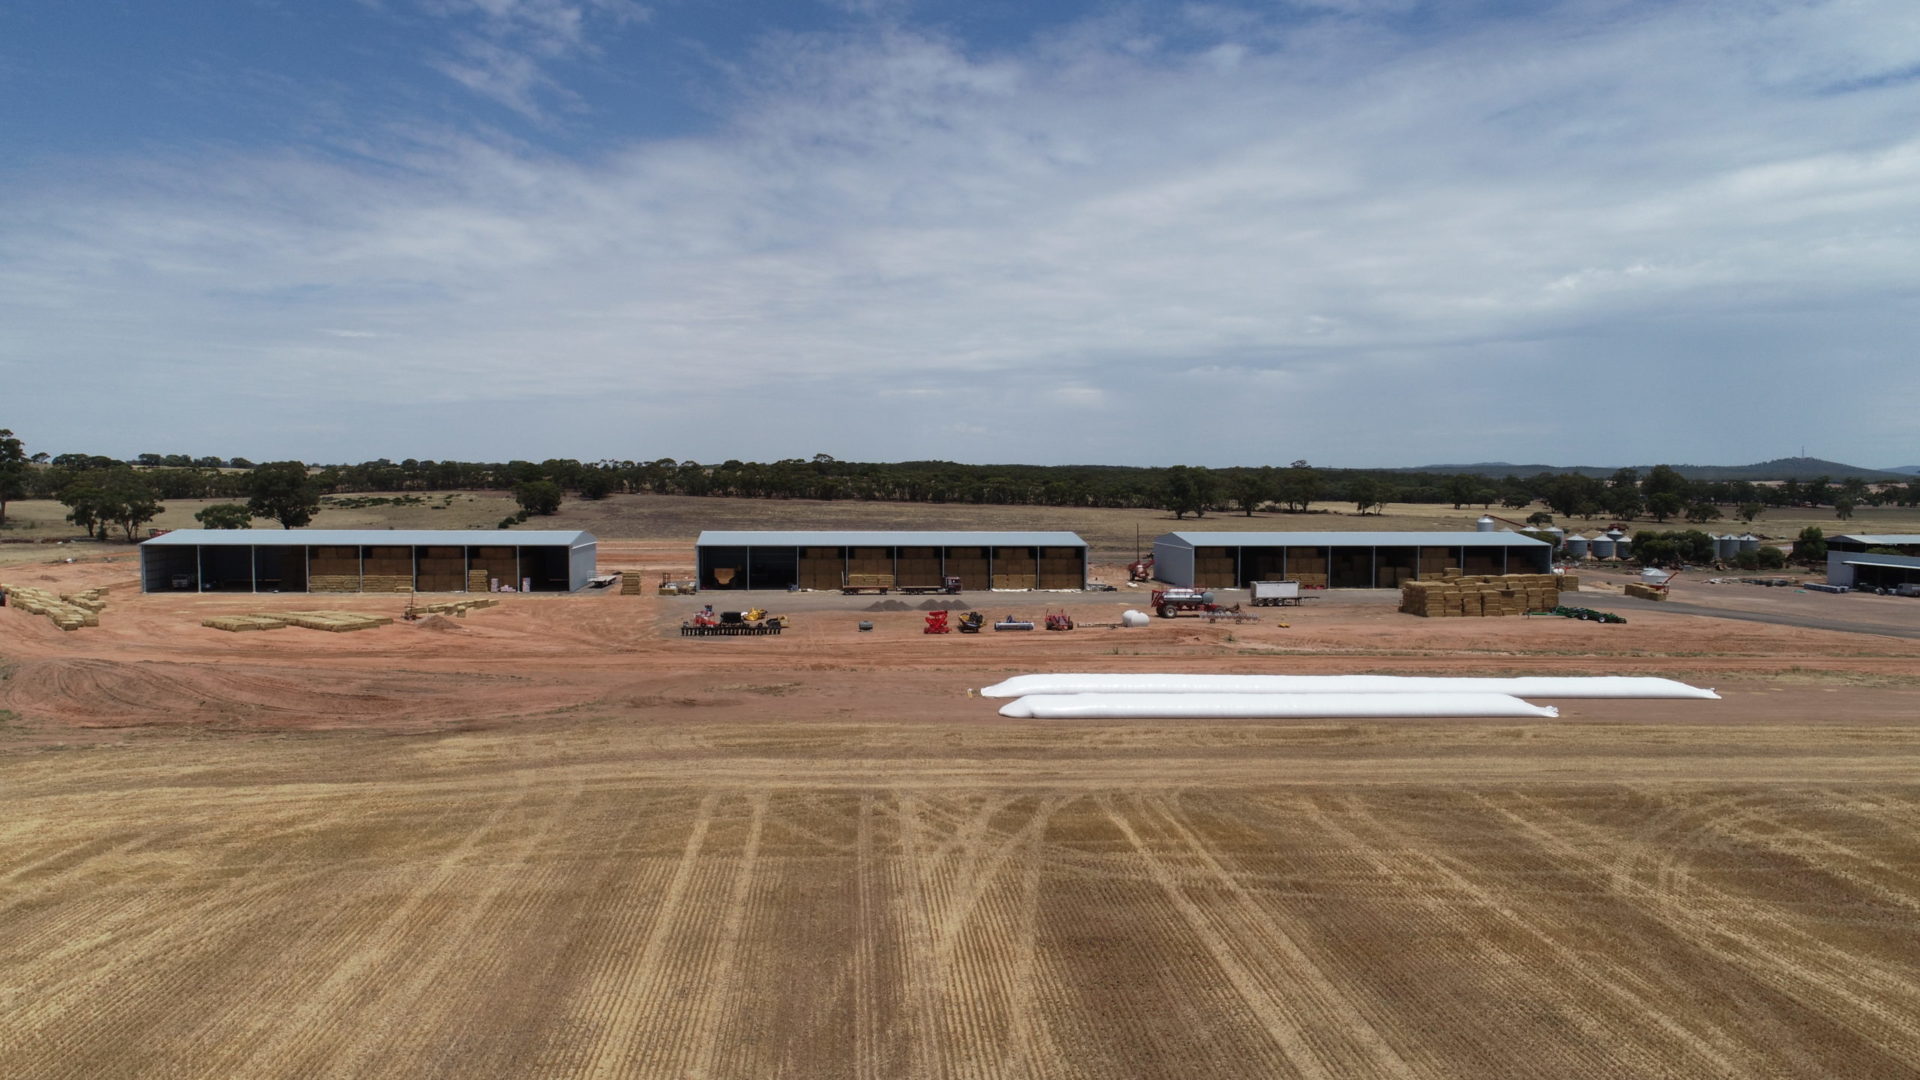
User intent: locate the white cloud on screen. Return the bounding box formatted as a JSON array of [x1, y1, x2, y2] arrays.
[[5, 2, 1920, 465]]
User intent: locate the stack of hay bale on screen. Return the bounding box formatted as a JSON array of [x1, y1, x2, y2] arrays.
[[896, 546, 942, 589], [0, 584, 102, 630], [1038, 546, 1084, 589], [620, 570, 643, 595], [415, 546, 465, 592], [1559, 573, 1581, 591], [360, 545, 412, 594], [202, 610, 395, 633], [310, 545, 360, 593], [1287, 547, 1328, 589], [990, 546, 1037, 590], [414, 598, 498, 617], [1400, 573, 1560, 617], [1624, 582, 1667, 601]]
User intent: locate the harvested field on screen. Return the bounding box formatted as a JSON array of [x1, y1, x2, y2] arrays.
[[3, 544, 1920, 1078], [4, 725, 1920, 1079]]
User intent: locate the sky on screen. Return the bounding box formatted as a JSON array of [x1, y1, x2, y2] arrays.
[[3, 0, 1918, 469]]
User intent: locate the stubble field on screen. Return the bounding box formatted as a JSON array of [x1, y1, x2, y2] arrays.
[[4, 504, 1920, 1079]]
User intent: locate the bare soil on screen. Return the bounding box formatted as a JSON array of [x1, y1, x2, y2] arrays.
[[4, 532, 1920, 1079]]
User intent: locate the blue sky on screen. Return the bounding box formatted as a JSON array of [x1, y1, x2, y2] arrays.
[[3, 0, 1918, 468]]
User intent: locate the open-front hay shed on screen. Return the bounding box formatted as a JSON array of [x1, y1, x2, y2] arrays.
[[694, 531, 1088, 592], [1151, 531, 1552, 589], [139, 530, 597, 594]]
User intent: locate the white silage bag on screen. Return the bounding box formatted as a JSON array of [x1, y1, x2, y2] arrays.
[[997, 692, 1559, 720], [979, 674, 1717, 700], [1119, 610, 1151, 628]]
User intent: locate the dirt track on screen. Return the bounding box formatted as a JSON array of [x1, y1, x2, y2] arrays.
[[4, 550, 1920, 1078]]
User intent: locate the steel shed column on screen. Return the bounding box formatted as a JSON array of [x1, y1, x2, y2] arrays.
[[745, 547, 753, 591], [196, 547, 203, 593], [251, 545, 258, 593]]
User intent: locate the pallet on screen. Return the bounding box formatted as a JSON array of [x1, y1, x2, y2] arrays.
[[680, 624, 785, 637]]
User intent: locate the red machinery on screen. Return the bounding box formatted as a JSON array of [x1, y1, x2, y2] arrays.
[[1044, 611, 1074, 631], [1128, 555, 1155, 582], [924, 610, 951, 634]]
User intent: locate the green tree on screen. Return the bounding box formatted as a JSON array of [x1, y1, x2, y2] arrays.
[[1647, 492, 1684, 523], [577, 470, 614, 500], [1793, 525, 1827, 566], [1684, 500, 1722, 525], [1642, 464, 1691, 505], [1736, 502, 1764, 523], [1275, 460, 1319, 512], [1162, 465, 1208, 519], [1834, 496, 1856, 520], [1603, 468, 1644, 520], [62, 467, 162, 541], [247, 461, 321, 529], [514, 479, 564, 516], [97, 469, 163, 540], [1231, 467, 1272, 516], [194, 503, 252, 529], [1544, 474, 1604, 520], [0, 428, 26, 526], [1348, 475, 1385, 515]]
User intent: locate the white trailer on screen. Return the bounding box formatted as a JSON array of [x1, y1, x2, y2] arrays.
[[1249, 580, 1302, 606]]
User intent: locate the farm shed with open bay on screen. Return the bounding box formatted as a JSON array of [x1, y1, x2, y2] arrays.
[[138, 529, 597, 594], [695, 530, 1088, 591], [1152, 530, 1553, 589], [1825, 535, 1920, 590]]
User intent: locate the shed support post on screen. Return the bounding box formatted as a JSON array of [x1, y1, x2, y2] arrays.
[[196, 547, 203, 593], [252, 545, 258, 593]]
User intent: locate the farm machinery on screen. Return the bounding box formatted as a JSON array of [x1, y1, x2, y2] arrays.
[[1044, 611, 1075, 631], [1150, 588, 1256, 621], [955, 611, 986, 633], [681, 605, 788, 637], [1128, 555, 1155, 582]]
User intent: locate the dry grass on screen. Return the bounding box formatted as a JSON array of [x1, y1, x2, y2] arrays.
[[4, 721, 1920, 1079]]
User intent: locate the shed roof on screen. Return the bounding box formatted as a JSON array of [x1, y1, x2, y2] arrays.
[[143, 529, 595, 547], [1831, 535, 1920, 545], [1156, 531, 1551, 548], [696, 530, 1086, 548], [1842, 557, 1920, 570]]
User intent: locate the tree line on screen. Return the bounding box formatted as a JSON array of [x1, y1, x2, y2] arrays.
[[3, 431, 1916, 542]]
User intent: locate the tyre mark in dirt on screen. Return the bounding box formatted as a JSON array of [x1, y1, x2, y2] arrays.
[[579, 790, 719, 1080], [1099, 794, 1326, 1080], [305, 777, 588, 1079], [0, 806, 374, 1079], [1710, 801, 1920, 916], [220, 779, 535, 1078], [687, 792, 767, 1080], [1317, 794, 1757, 1079], [1495, 790, 1920, 1064], [853, 792, 885, 1080], [1145, 795, 1418, 1080], [892, 791, 950, 1080]]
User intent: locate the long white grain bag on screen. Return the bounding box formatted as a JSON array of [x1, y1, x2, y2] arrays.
[[979, 674, 1718, 700], [998, 692, 1560, 720]]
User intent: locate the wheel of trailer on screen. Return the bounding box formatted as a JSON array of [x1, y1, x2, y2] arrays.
[[1158, 604, 1177, 618]]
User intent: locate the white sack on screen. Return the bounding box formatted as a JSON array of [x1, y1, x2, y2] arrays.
[[998, 692, 1560, 720], [979, 674, 1718, 700]]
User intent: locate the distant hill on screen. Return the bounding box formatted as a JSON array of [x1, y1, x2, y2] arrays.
[[1886, 465, 1920, 476], [1402, 457, 1910, 482]]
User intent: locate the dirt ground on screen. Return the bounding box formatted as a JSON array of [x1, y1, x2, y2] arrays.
[[4, 537, 1920, 1078]]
